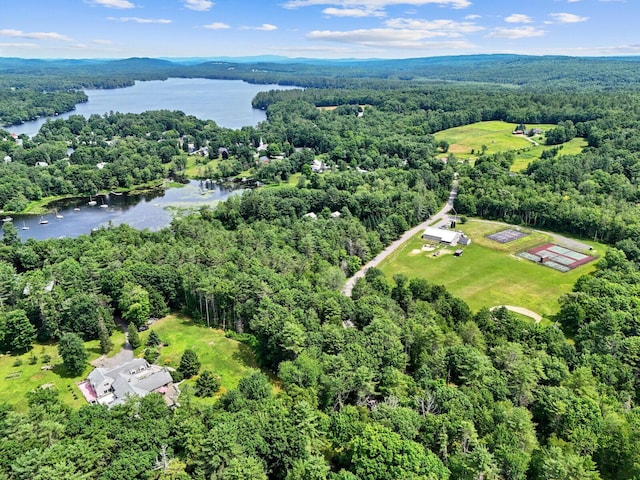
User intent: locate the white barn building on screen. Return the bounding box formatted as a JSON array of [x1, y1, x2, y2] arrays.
[[421, 226, 461, 245]]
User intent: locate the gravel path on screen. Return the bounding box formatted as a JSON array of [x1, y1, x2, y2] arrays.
[[91, 338, 134, 369], [342, 181, 458, 296], [490, 305, 542, 323]]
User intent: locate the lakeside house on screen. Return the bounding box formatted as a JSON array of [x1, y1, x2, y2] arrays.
[[79, 358, 178, 408]]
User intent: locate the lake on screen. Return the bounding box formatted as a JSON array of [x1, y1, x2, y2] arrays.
[[2, 77, 296, 241], [7, 78, 299, 137], [5, 181, 243, 242]]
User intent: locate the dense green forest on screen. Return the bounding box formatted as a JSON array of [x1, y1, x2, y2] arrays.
[[3, 54, 640, 126], [2, 56, 640, 478]]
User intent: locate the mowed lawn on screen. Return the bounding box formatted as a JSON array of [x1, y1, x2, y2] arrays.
[[380, 220, 605, 318], [0, 330, 126, 411], [434, 121, 586, 171], [137, 314, 259, 401], [0, 314, 260, 411]]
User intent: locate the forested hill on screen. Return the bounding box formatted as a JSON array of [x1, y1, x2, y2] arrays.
[[2, 54, 640, 90]]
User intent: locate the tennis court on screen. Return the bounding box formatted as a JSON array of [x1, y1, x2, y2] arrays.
[[518, 243, 595, 272], [486, 228, 529, 244]]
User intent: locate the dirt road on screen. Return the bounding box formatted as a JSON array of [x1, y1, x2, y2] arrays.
[[342, 181, 458, 296], [490, 305, 542, 323]]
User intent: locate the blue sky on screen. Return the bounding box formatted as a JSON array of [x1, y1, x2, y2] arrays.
[[0, 0, 637, 59]]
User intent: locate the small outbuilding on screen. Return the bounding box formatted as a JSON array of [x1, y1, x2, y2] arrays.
[[458, 234, 472, 246]]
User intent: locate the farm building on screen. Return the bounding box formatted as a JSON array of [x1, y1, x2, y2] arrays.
[[421, 226, 461, 245]]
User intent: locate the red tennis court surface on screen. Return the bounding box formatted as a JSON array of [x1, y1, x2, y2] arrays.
[[518, 243, 595, 272]]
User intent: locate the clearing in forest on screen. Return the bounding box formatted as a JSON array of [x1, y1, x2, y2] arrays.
[[433, 121, 587, 171], [0, 330, 126, 411], [380, 219, 603, 318], [136, 314, 260, 402]]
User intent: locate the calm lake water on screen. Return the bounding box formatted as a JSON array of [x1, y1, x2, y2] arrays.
[[2, 78, 296, 241], [7, 78, 299, 137], [5, 181, 242, 242]]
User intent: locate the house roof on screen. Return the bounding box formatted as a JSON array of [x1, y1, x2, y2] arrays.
[[85, 358, 173, 407]]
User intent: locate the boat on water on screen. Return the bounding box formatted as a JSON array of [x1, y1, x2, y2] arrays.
[[39, 217, 48, 225], [73, 207, 80, 211], [100, 198, 108, 208], [2, 216, 13, 222], [87, 195, 97, 206], [55, 209, 63, 219], [21, 221, 29, 230]]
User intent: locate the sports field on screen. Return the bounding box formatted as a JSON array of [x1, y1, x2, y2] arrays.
[[380, 220, 604, 318], [434, 121, 587, 171]]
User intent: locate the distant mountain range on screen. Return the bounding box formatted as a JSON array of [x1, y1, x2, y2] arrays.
[[2, 54, 640, 90]]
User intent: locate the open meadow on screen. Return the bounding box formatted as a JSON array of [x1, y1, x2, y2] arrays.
[[0, 330, 126, 411], [380, 219, 605, 318], [434, 121, 587, 171], [0, 314, 260, 411], [137, 314, 260, 403]]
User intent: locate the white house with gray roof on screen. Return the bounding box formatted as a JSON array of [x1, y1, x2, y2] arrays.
[[80, 358, 176, 408]]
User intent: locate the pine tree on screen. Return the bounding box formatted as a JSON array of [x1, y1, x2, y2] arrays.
[[127, 322, 141, 349], [146, 330, 162, 347], [98, 318, 113, 354], [178, 349, 200, 378], [195, 370, 221, 397]]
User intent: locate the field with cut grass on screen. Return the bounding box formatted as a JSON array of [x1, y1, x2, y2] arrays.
[[0, 313, 261, 411], [0, 330, 126, 411], [380, 219, 605, 318], [434, 121, 587, 171], [137, 314, 260, 403]]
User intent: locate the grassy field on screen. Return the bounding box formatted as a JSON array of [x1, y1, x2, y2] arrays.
[[185, 155, 220, 178], [137, 314, 260, 403], [380, 219, 606, 318], [0, 313, 260, 411], [434, 121, 587, 171], [0, 330, 126, 411]]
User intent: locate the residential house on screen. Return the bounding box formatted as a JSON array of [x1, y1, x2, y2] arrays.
[[79, 358, 178, 408]]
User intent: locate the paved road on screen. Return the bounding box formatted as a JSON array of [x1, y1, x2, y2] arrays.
[[342, 181, 458, 296], [490, 305, 542, 323]]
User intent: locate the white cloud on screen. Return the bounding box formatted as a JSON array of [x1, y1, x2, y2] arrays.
[[323, 7, 386, 17], [567, 0, 581, 2], [465, 14, 480, 20], [0, 29, 72, 41], [70, 44, 89, 49], [546, 12, 588, 23], [92, 39, 114, 45], [108, 17, 172, 23], [385, 18, 484, 37], [307, 27, 475, 48], [487, 26, 545, 39], [86, 0, 134, 8], [256, 24, 278, 31], [184, 0, 214, 11], [283, 0, 472, 11], [203, 22, 231, 29], [0, 42, 38, 49], [505, 14, 533, 24]]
